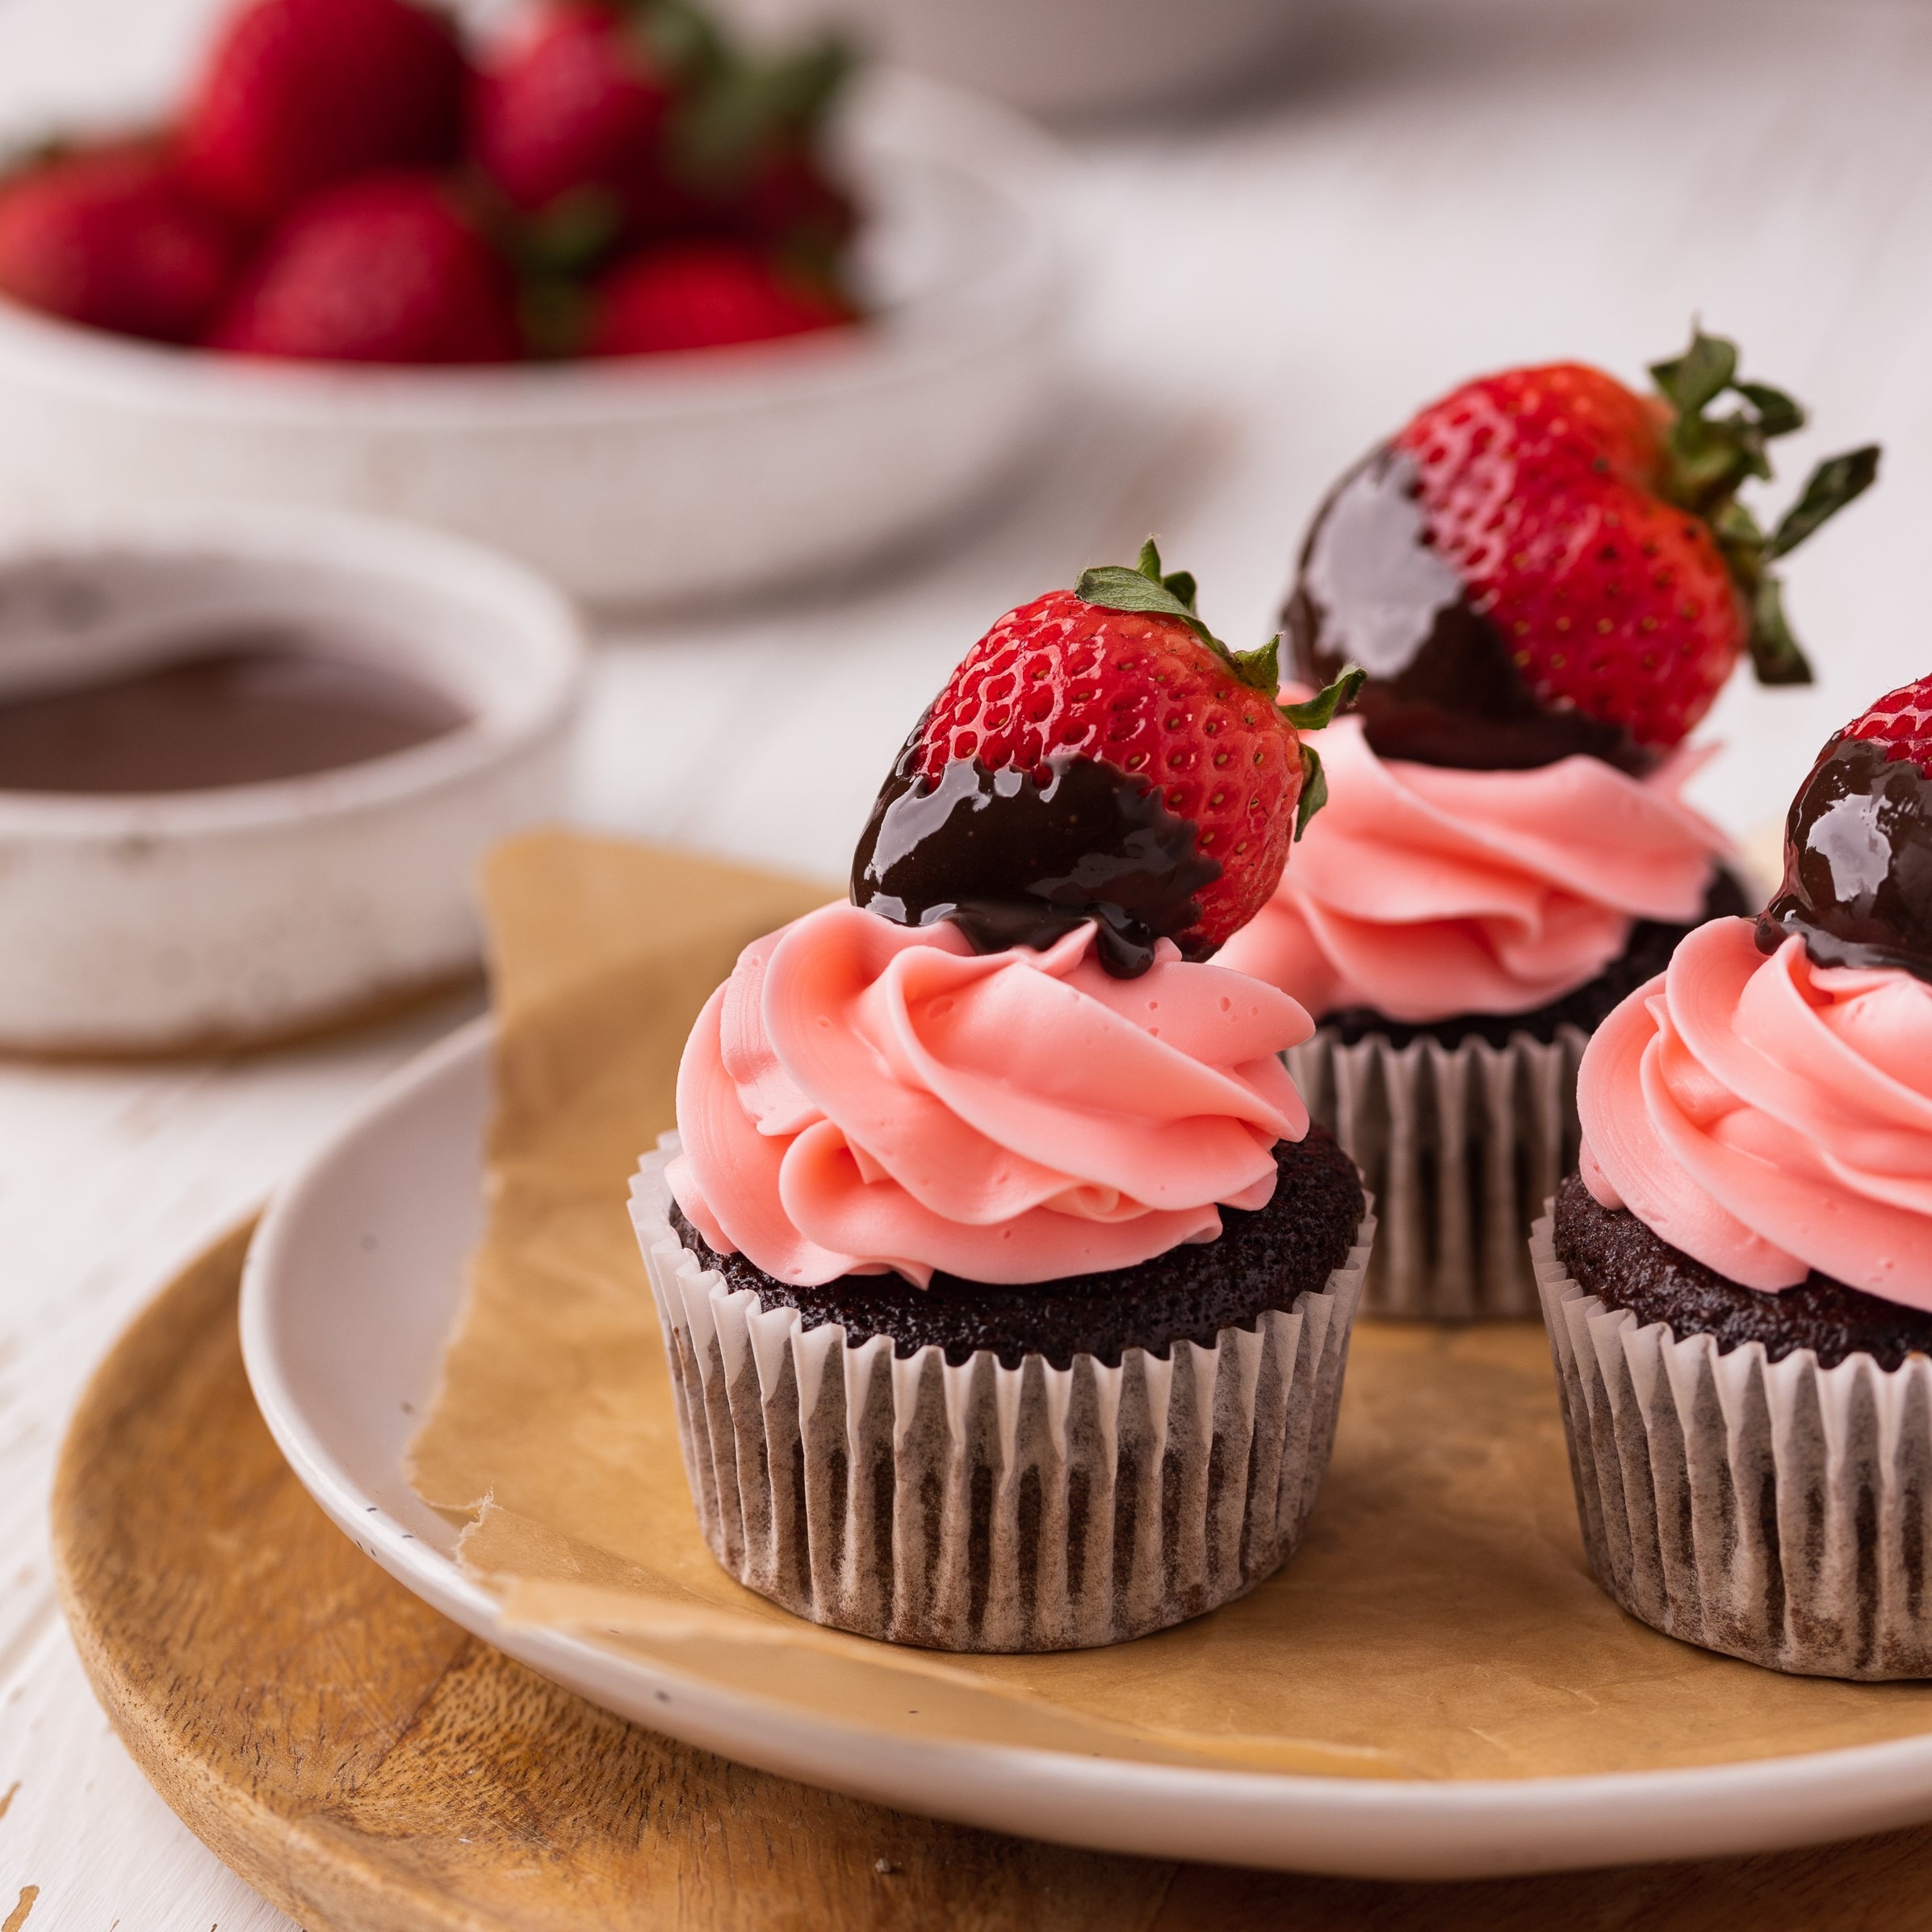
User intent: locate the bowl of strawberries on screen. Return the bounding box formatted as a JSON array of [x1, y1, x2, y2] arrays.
[[0, 0, 1065, 606]]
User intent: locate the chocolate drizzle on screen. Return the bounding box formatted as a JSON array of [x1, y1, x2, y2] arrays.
[[1757, 734, 1932, 982], [849, 734, 1220, 979], [1287, 444, 1651, 775]]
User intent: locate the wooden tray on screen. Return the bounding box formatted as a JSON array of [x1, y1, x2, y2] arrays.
[[48, 1222, 1932, 1930]]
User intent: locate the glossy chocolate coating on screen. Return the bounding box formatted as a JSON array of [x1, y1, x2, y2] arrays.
[[1287, 444, 1651, 774], [1757, 734, 1932, 982], [0, 635, 467, 794], [849, 732, 1220, 979]]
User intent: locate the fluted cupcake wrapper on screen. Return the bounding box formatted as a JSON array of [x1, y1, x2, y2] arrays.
[[1286, 1025, 1582, 1320], [1533, 1213, 1932, 1680], [631, 1139, 1373, 1653]]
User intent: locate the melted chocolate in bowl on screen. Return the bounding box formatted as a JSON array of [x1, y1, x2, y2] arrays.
[[1757, 734, 1932, 982], [1288, 443, 1652, 774], [850, 736, 1219, 979], [0, 635, 471, 795]]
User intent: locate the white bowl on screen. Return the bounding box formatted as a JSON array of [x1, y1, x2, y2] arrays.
[[0, 501, 583, 1055], [843, 0, 1310, 115], [0, 73, 1067, 609]]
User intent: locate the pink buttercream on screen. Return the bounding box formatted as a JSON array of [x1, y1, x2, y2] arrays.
[[1215, 714, 1729, 1024], [667, 903, 1314, 1288], [1578, 917, 1932, 1307]]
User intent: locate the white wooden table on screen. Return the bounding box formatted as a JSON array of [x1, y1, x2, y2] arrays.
[[5, 0, 1932, 1919]]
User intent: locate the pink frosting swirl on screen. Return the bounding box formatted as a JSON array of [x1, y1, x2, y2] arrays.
[[1579, 917, 1932, 1306], [667, 903, 1314, 1288], [1215, 714, 1729, 1023]]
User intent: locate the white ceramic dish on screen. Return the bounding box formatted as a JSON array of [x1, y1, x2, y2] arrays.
[[0, 505, 581, 1054], [240, 1019, 1932, 1881], [0, 73, 1065, 609]]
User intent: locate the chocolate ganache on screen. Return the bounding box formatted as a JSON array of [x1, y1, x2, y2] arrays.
[[1286, 446, 1649, 775], [0, 635, 468, 794], [1757, 734, 1932, 982], [849, 727, 1220, 979]]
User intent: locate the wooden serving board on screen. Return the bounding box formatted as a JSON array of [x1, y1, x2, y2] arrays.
[[46, 1226, 1932, 1930]]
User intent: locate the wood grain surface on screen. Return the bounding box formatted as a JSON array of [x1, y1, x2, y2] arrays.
[[48, 1226, 1932, 1930]]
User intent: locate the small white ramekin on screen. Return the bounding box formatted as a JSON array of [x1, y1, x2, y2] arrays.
[[0, 501, 583, 1055], [0, 73, 1067, 609]]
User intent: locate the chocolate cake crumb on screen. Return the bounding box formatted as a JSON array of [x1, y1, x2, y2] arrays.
[[668, 1123, 1365, 1371], [1323, 869, 1751, 1051], [1553, 1171, 1932, 1370]]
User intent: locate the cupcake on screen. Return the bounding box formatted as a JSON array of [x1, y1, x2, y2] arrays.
[[631, 545, 1374, 1652], [1219, 329, 1880, 1318], [1537, 673, 1932, 1678]]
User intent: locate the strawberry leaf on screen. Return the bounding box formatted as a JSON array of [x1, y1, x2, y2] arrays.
[[1281, 664, 1365, 731], [1079, 537, 1284, 689], [1649, 331, 1736, 417], [1749, 573, 1813, 685], [1294, 741, 1328, 840], [1646, 325, 1878, 689], [1226, 636, 1280, 694], [1766, 445, 1881, 559], [1734, 380, 1804, 439], [1079, 542, 1232, 657]]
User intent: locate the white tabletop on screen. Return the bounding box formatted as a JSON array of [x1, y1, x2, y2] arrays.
[[4, 0, 1930, 1919]]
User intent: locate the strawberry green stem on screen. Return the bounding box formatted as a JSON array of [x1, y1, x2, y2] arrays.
[[1647, 326, 1880, 686]]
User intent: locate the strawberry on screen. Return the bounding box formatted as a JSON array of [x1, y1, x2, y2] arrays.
[[729, 142, 855, 267], [471, 2, 675, 233], [851, 543, 1362, 975], [584, 239, 850, 354], [180, 0, 466, 226], [207, 174, 521, 364], [1291, 329, 1880, 771], [1843, 674, 1932, 780], [1758, 672, 1932, 978], [0, 145, 244, 343]]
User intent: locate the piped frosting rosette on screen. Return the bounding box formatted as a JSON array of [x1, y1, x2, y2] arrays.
[[1540, 919, 1932, 1678], [1579, 918, 1932, 1301], [1217, 713, 1728, 1024], [668, 902, 1311, 1288], [637, 902, 1373, 1650], [1216, 709, 1731, 1317]]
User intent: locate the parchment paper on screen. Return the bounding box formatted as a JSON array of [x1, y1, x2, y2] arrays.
[[409, 830, 1932, 1780]]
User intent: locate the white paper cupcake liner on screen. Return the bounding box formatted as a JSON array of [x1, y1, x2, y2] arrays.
[[1287, 1025, 1583, 1321], [1533, 1213, 1932, 1679], [631, 1140, 1373, 1653]]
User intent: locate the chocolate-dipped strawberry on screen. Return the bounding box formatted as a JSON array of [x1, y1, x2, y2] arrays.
[[852, 542, 1360, 977], [1758, 673, 1932, 980], [1289, 329, 1880, 773]]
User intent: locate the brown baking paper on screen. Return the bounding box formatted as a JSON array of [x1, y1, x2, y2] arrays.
[[408, 830, 1932, 1780]]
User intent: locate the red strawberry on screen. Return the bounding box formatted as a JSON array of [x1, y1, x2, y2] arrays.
[[727, 142, 855, 267], [1291, 329, 1880, 771], [207, 174, 520, 364], [851, 543, 1361, 974], [0, 145, 244, 342], [180, 0, 466, 226], [585, 240, 850, 355], [1758, 672, 1932, 976], [471, 2, 674, 230], [1843, 674, 1932, 779]]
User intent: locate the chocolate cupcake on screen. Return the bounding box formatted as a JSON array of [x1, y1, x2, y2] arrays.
[[1536, 674, 1932, 1678], [631, 547, 1374, 1652], [1220, 329, 1878, 1318]]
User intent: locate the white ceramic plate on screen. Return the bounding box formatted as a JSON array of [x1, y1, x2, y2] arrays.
[[0, 73, 1065, 609], [240, 1020, 1932, 1880]]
